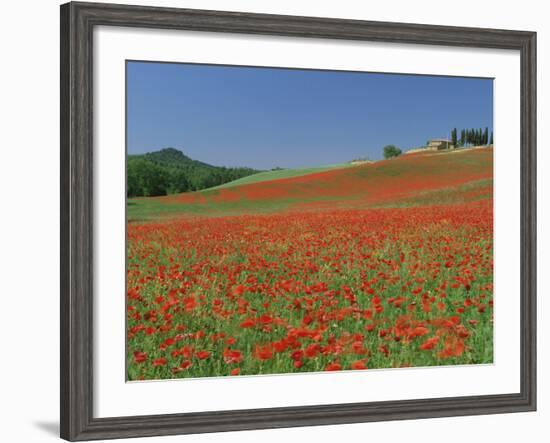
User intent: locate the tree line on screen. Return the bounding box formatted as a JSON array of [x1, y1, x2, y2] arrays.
[[451, 127, 493, 147], [127, 148, 260, 197]]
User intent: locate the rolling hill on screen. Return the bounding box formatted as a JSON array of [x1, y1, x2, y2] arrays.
[[128, 147, 493, 221], [209, 162, 355, 190]]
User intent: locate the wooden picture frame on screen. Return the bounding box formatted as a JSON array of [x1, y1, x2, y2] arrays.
[[60, 1, 536, 440]]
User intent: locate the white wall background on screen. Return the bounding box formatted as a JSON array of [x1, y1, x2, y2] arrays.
[[0, 1, 547, 442]]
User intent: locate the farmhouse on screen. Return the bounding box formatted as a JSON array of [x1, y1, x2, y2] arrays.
[[426, 138, 455, 150]]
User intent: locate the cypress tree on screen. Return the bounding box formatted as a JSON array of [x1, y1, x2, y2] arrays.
[[451, 128, 457, 147]]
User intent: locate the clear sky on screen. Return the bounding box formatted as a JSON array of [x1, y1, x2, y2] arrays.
[[127, 61, 493, 169]]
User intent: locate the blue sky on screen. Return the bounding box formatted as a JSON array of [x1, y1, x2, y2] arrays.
[[127, 61, 493, 169]]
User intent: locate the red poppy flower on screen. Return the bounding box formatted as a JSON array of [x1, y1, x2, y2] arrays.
[[273, 340, 288, 353], [223, 348, 242, 364], [409, 326, 429, 338], [232, 285, 246, 296], [258, 314, 273, 324], [196, 350, 211, 360], [351, 360, 368, 370], [420, 336, 439, 350], [179, 360, 193, 370], [254, 345, 274, 361], [240, 318, 255, 328], [133, 351, 147, 364], [152, 358, 167, 367], [324, 362, 342, 371], [304, 344, 320, 358]]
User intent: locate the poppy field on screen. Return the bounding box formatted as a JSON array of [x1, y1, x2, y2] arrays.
[[127, 148, 493, 381]]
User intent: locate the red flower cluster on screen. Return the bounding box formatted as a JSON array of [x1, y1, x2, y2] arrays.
[[127, 198, 493, 380]]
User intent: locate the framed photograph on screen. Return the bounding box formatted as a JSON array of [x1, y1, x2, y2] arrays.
[[60, 1, 536, 440]]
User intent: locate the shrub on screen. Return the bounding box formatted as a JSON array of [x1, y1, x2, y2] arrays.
[[383, 145, 402, 159]]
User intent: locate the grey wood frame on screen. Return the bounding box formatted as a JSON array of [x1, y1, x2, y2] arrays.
[[60, 1, 537, 441]]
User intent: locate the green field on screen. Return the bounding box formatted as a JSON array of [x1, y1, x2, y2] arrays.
[[208, 162, 356, 190]]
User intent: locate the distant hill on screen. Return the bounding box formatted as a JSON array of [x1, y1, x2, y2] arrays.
[[140, 147, 215, 170], [127, 148, 261, 197]]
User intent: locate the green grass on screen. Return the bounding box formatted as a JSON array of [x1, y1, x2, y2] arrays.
[[209, 162, 355, 190], [374, 179, 493, 208], [127, 195, 359, 222]]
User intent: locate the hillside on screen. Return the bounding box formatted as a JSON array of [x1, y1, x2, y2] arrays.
[[210, 162, 355, 190], [127, 148, 261, 196], [128, 147, 493, 220]]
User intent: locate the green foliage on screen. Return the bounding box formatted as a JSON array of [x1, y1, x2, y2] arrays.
[[454, 127, 492, 147], [127, 148, 260, 197], [127, 158, 169, 197], [383, 145, 402, 159], [451, 128, 458, 147]]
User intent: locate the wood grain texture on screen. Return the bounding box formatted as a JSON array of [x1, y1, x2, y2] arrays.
[[60, 2, 537, 440]]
